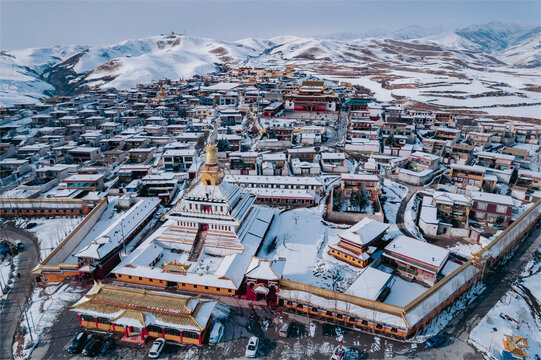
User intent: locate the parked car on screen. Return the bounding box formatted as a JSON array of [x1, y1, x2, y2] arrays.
[[330, 344, 346, 360], [82, 337, 101, 357], [15, 240, 24, 250], [245, 336, 259, 358], [309, 321, 317, 337], [278, 322, 290, 338], [209, 322, 224, 344], [149, 338, 166, 358], [425, 335, 447, 348], [67, 331, 88, 354], [99, 337, 115, 356]]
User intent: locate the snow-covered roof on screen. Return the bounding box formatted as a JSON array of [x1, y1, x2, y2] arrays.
[[340, 173, 379, 182], [224, 174, 324, 187], [344, 267, 393, 301], [63, 174, 104, 182], [245, 257, 285, 280], [470, 191, 515, 206], [75, 198, 160, 260], [384, 235, 450, 272], [338, 218, 390, 247]]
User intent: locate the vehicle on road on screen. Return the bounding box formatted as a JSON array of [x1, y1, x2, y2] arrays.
[[425, 335, 447, 348], [245, 336, 259, 358], [15, 240, 24, 250], [67, 331, 88, 354], [82, 337, 101, 357], [149, 338, 166, 358], [331, 344, 346, 360], [278, 322, 290, 338]]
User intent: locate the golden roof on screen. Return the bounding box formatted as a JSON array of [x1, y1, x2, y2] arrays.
[[503, 334, 529, 358], [162, 261, 191, 274], [70, 283, 211, 330]]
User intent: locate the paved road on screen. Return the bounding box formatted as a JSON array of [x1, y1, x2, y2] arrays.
[[0, 228, 39, 360]]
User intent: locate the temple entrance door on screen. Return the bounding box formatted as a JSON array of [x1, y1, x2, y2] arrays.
[[256, 293, 265, 301]]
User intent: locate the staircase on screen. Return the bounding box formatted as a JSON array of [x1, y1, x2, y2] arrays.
[[188, 229, 207, 262]]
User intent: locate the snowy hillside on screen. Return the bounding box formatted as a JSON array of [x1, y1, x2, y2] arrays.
[[1, 22, 540, 117]]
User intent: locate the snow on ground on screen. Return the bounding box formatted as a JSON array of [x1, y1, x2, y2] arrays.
[[380, 179, 408, 224], [257, 207, 360, 291], [383, 276, 427, 307], [404, 191, 425, 241], [12, 283, 84, 360], [469, 245, 541, 359], [448, 242, 482, 259], [16, 217, 83, 261], [412, 282, 486, 342], [0, 255, 19, 303]]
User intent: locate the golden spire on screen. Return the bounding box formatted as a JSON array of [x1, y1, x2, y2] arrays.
[[200, 139, 223, 186], [156, 87, 165, 99], [205, 140, 218, 166]]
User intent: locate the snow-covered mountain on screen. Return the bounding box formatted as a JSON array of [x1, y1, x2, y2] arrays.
[[1, 22, 539, 108]]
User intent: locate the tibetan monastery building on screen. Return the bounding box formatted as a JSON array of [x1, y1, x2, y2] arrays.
[[111, 141, 275, 296], [284, 80, 338, 111], [70, 282, 216, 345]]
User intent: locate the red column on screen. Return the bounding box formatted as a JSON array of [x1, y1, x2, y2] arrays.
[[94, 317, 98, 328], [112, 323, 116, 332], [124, 327, 128, 338], [144, 327, 148, 336], [78, 314, 82, 325], [162, 328, 165, 338], [198, 333, 201, 345], [140, 329, 144, 341], [179, 331, 183, 343]]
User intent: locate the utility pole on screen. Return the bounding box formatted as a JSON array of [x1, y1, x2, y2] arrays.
[[21, 305, 34, 342], [0, 271, 5, 294]]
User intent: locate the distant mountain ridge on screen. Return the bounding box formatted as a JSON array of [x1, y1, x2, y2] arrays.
[[1, 22, 539, 106]]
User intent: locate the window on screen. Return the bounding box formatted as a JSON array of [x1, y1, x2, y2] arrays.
[[164, 328, 180, 336], [183, 331, 199, 340], [496, 205, 508, 214], [139, 277, 143, 280], [477, 202, 487, 210], [228, 289, 232, 293], [97, 317, 111, 324], [128, 275, 132, 279], [205, 286, 209, 290], [81, 315, 94, 322], [147, 325, 162, 333]]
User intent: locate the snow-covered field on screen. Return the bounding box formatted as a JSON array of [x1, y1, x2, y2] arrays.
[[469, 245, 541, 359], [257, 206, 360, 291], [12, 283, 84, 360], [15, 217, 83, 261]]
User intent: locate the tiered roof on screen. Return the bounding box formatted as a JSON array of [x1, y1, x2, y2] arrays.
[[70, 282, 216, 332]]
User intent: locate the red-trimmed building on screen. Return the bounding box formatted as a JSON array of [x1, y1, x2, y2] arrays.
[[70, 283, 216, 345], [242, 257, 285, 304]]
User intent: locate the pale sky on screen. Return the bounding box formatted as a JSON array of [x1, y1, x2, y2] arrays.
[[1, 0, 540, 49]]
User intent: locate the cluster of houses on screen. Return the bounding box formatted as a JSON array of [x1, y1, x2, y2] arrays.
[[1, 65, 540, 345]]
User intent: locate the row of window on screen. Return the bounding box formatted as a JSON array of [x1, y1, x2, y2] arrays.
[[284, 301, 400, 333], [82, 317, 200, 338]]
